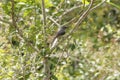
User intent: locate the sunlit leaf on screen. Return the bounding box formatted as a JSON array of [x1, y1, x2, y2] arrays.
[[82, 0, 89, 6]]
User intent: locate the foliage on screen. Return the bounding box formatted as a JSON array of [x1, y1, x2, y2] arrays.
[[0, 0, 120, 80]]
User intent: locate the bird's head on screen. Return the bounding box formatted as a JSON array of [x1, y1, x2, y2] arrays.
[[62, 26, 67, 30]]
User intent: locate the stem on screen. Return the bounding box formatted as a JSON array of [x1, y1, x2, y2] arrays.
[[41, 0, 51, 80], [41, 0, 47, 42], [43, 57, 51, 80], [11, 0, 21, 34]]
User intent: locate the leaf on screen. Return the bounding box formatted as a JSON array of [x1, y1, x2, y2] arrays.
[[82, 0, 89, 6], [0, 2, 2, 7], [107, 2, 120, 9], [106, 0, 110, 2], [0, 49, 6, 53], [40, 0, 53, 8], [45, 0, 53, 7], [51, 75, 58, 80]]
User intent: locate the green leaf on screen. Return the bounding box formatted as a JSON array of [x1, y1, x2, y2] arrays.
[[40, 0, 53, 8], [107, 1, 120, 9], [82, 0, 89, 6]]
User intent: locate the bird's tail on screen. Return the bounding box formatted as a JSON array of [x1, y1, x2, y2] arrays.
[[50, 37, 58, 49]]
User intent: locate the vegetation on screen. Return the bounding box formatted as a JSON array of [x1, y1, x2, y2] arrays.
[[0, 0, 120, 80]]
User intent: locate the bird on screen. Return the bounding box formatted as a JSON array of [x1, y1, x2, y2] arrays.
[[51, 26, 67, 48]]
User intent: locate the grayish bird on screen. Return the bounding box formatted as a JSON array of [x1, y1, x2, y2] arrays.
[[51, 26, 67, 48]]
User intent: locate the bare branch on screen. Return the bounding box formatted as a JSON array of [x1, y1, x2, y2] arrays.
[[90, 0, 106, 11], [41, 0, 46, 25], [11, 0, 21, 34], [59, 5, 82, 19], [48, 17, 61, 27], [43, 57, 51, 80], [61, 17, 78, 27]]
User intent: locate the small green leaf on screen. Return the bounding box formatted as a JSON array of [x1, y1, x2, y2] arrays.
[[82, 0, 89, 6]]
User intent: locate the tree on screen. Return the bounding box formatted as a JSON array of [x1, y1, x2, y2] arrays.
[[0, 0, 120, 80]]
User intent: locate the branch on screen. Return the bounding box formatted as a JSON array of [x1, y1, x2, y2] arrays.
[[48, 17, 61, 27], [59, 5, 82, 19], [90, 0, 106, 11], [41, 0, 46, 25], [61, 16, 78, 27], [41, 0, 47, 45], [48, 16, 78, 28], [43, 57, 51, 80], [11, 0, 21, 34], [48, 16, 76, 28], [41, 0, 51, 80]]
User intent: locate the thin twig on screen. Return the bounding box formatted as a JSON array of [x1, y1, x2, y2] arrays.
[[48, 17, 61, 27], [48, 16, 77, 28], [59, 5, 82, 19], [90, 0, 106, 11], [61, 16, 78, 27], [41, 0, 46, 25]]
